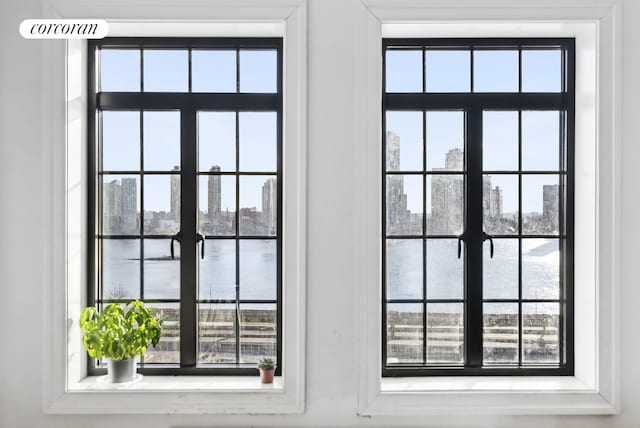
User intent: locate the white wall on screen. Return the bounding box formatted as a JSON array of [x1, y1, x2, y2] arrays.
[[1, 0, 639, 426]]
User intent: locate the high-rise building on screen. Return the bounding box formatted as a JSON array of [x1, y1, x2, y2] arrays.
[[208, 166, 221, 226], [445, 148, 464, 170], [102, 178, 137, 234], [489, 186, 503, 218], [103, 179, 122, 234], [386, 131, 400, 171], [120, 177, 138, 234], [543, 184, 559, 230], [170, 165, 180, 221], [262, 178, 278, 234], [430, 148, 464, 234], [483, 175, 504, 219], [385, 131, 411, 233]]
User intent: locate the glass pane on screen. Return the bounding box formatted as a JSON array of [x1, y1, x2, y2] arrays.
[[522, 238, 559, 300], [522, 50, 562, 93], [386, 303, 423, 364], [239, 112, 277, 172], [386, 239, 423, 300], [240, 304, 277, 364], [386, 175, 423, 235], [385, 50, 422, 93], [386, 111, 423, 171], [427, 303, 464, 364], [102, 111, 140, 171], [425, 50, 470, 93], [102, 175, 140, 235], [100, 49, 140, 92], [483, 239, 519, 299], [143, 111, 180, 171], [143, 239, 179, 299], [199, 175, 236, 236], [522, 111, 560, 171], [198, 304, 236, 364], [427, 174, 464, 235], [144, 303, 179, 364], [199, 240, 236, 301], [239, 240, 276, 300], [426, 239, 463, 299], [483, 174, 518, 235], [522, 175, 559, 234], [426, 111, 464, 172], [143, 50, 188, 92], [102, 239, 140, 300], [474, 50, 519, 92], [198, 111, 236, 172], [143, 175, 180, 235], [522, 302, 560, 364], [239, 50, 277, 93], [239, 176, 277, 236], [483, 111, 518, 171], [192, 50, 236, 93], [483, 303, 519, 364]]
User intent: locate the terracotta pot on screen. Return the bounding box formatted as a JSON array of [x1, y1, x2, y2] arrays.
[[259, 367, 275, 384]]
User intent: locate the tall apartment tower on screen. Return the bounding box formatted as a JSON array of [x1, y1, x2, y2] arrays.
[[385, 131, 411, 233], [430, 148, 464, 234], [120, 177, 138, 234], [543, 184, 559, 230], [386, 130, 401, 170], [208, 165, 222, 225], [103, 179, 122, 234], [482, 175, 504, 219], [262, 178, 278, 234], [170, 165, 180, 221]]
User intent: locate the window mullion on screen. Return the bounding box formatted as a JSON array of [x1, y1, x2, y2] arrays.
[[180, 107, 198, 367], [465, 107, 484, 367]]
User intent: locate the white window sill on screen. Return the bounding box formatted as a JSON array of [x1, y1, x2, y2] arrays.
[[381, 376, 592, 393], [46, 375, 301, 414], [69, 375, 284, 392], [358, 376, 616, 416]]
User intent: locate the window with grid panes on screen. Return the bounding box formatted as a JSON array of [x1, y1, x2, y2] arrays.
[[382, 38, 574, 376], [88, 38, 282, 375]]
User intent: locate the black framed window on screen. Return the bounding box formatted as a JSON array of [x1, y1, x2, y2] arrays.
[[88, 38, 283, 375], [382, 38, 574, 376]]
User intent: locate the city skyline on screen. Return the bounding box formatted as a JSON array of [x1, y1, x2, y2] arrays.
[[386, 129, 560, 236], [102, 167, 277, 236]]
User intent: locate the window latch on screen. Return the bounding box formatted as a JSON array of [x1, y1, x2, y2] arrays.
[[483, 232, 494, 258], [196, 233, 205, 260], [170, 231, 182, 260]]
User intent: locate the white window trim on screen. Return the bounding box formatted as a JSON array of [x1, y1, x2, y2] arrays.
[[43, 0, 307, 415], [355, 0, 621, 415]]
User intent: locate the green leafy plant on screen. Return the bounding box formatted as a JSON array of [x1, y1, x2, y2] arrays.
[[257, 357, 275, 370], [79, 300, 162, 361]]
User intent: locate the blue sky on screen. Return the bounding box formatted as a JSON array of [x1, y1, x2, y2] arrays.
[[385, 48, 562, 215]]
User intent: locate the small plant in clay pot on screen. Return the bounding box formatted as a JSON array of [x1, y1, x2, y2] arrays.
[[257, 357, 276, 384]]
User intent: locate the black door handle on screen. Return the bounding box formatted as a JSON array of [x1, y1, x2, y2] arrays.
[[170, 231, 182, 260], [457, 234, 465, 259], [483, 232, 494, 258], [171, 232, 204, 260], [196, 233, 205, 260]]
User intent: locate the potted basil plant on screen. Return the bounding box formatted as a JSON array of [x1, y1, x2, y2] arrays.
[[79, 300, 162, 383]]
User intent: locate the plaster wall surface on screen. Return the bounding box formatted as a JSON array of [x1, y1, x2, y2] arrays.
[[0, 0, 638, 426]]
